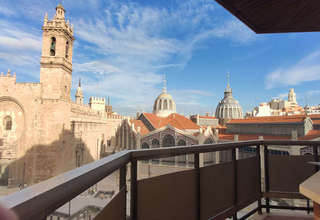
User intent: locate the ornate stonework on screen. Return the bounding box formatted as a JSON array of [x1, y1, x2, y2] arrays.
[[0, 5, 123, 186]]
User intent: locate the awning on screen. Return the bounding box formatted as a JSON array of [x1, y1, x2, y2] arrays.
[[215, 0, 320, 33]]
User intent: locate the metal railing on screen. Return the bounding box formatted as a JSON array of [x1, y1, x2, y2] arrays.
[[1, 140, 319, 220]]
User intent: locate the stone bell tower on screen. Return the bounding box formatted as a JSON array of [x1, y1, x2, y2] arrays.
[[40, 4, 74, 101]]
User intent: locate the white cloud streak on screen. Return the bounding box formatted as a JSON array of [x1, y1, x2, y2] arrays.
[[266, 50, 320, 89], [0, 0, 256, 115]]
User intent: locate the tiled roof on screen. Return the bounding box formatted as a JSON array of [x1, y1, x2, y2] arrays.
[[199, 115, 217, 119], [229, 115, 306, 124], [309, 114, 320, 120], [218, 130, 320, 141], [130, 119, 150, 135], [142, 113, 200, 130], [299, 130, 320, 140], [218, 133, 291, 141], [313, 120, 320, 125]]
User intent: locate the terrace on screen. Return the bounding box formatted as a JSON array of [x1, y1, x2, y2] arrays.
[[2, 1, 320, 220], [1, 140, 319, 220]]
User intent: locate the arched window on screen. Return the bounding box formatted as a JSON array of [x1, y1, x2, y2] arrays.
[[162, 134, 175, 164], [159, 99, 162, 110], [151, 139, 160, 148], [162, 134, 175, 147], [151, 139, 160, 163], [50, 37, 56, 56], [169, 100, 173, 110], [3, 116, 12, 131], [76, 144, 84, 167], [65, 41, 69, 58], [177, 139, 186, 146], [142, 142, 149, 149], [177, 139, 186, 165], [164, 99, 168, 110]]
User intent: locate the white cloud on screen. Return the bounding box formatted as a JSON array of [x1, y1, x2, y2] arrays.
[[266, 50, 320, 89], [0, 0, 257, 115], [0, 6, 15, 16]]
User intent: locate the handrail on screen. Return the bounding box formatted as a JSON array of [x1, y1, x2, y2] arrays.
[[0, 140, 319, 219], [0, 150, 131, 220]]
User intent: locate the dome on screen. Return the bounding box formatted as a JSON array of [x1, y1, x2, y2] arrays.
[[215, 81, 243, 120], [153, 77, 176, 117]]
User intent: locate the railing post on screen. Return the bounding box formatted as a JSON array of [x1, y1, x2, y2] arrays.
[[256, 145, 262, 215], [120, 165, 127, 220], [264, 145, 270, 213], [313, 145, 319, 172], [232, 148, 238, 220], [194, 153, 201, 220], [130, 160, 137, 220]]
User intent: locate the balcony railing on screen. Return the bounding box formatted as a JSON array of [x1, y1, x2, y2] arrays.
[[1, 140, 320, 220]]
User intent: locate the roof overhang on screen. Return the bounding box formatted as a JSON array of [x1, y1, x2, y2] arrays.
[[215, 0, 320, 33]]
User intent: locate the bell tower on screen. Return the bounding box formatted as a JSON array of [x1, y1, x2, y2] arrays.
[[40, 4, 74, 101]]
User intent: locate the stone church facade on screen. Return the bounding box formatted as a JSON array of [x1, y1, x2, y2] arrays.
[[0, 4, 123, 186]]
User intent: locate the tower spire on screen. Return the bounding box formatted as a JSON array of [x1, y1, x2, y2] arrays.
[[79, 78, 81, 87], [162, 74, 167, 93], [227, 72, 230, 89]]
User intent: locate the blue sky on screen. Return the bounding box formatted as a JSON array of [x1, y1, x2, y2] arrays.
[[0, 0, 320, 116]]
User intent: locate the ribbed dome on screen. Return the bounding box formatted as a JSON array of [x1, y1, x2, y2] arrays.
[[215, 85, 243, 120], [153, 77, 176, 117]]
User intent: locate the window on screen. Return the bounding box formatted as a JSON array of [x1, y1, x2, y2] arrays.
[[142, 142, 150, 149], [65, 41, 69, 58], [151, 139, 160, 148], [3, 116, 12, 131], [177, 139, 186, 146], [164, 99, 168, 110], [162, 134, 175, 147], [50, 37, 56, 56]]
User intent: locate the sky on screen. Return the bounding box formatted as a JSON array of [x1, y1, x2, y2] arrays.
[[0, 0, 320, 116]]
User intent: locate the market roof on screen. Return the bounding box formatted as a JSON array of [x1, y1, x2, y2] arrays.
[[215, 0, 320, 33]]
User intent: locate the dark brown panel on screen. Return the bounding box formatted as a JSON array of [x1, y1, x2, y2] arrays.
[[137, 169, 197, 220], [269, 155, 315, 192], [215, 0, 320, 33], [200, 161, 234, 220], [94, 187, 126, 220], [237, 157, 260, 204]]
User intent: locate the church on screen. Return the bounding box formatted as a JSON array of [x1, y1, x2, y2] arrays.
[[0, 4, 123, 186], [113, 77, 233, 166]]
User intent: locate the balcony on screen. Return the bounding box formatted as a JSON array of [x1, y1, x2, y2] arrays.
[[1, 140, 319, 220]]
